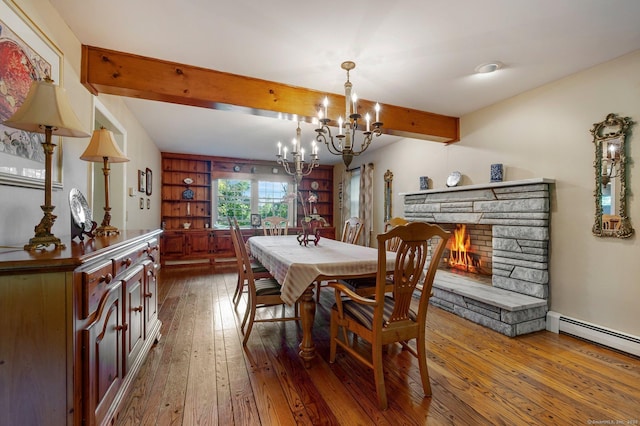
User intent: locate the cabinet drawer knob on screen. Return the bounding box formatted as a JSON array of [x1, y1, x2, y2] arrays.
[[144, 292, 153, 298], [100, 273, 113, 284], [132, 305, 143, 312], [122, 258, 132, 267], [115, 323, 128, 331]]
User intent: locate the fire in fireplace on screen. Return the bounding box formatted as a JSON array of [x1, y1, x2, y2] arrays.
[[447, 224, 480, 272], [440, 223, 492, 277]]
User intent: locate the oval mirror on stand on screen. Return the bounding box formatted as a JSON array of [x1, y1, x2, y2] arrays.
[[591, 113, 634, 238]]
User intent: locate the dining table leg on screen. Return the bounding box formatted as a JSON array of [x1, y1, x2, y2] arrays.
[[298, 284, 316, 368]]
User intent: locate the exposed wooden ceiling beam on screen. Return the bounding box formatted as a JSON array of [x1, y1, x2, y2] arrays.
[[81, 45, 459, 143]]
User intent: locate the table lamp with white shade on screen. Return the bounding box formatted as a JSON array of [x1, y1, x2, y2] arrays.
[[2, 78, 90, 250], [80, 127, 129, 236]]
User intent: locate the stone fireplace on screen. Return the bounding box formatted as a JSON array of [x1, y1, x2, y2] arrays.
[[403, 178, 554, 336]]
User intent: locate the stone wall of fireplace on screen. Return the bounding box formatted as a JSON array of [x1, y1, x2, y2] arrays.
[[402, 178, 554, 336]]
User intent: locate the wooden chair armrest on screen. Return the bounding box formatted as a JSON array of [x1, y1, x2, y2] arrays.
[[327, 281, 377, 306]]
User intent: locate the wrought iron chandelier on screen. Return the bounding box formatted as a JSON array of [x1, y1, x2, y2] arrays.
[[315, 61, 383, 167], [276, 120, 319, 184]]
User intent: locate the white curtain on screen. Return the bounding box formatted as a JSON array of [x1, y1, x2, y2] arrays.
[[359, 163, 374, 247]]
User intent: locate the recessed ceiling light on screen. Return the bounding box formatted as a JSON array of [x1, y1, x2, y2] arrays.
[[475, 62, 503, 74]]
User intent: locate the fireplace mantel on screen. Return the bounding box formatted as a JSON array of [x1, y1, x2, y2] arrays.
[[400, 177, 555, 196], [402, 178, 554, 337]]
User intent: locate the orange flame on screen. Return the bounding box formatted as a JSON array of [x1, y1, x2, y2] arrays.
[[448, 224, 476, 271]]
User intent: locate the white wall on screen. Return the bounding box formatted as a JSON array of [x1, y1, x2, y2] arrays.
[[0, 0, 161, 244], [344, 49, 640, 337]]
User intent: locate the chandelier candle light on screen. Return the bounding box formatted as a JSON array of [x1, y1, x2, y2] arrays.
[[276, 119, 319, 184], [315, 61, 383, 167]]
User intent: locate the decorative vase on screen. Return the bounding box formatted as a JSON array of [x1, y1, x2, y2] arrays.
[[420, 176, 429, 190], [490, 164, 503, 182]]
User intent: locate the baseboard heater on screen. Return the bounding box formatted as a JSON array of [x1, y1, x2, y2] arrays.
[[547, 311, 640, 357]]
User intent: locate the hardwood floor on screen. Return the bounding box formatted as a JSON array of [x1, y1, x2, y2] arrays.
[[116, 266, 640, 425]]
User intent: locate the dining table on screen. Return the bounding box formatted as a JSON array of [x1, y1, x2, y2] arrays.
[[248, 234, 394, 368]]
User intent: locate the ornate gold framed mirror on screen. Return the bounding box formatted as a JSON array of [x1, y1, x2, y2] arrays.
[[591, 113, 634, 238], [384, 170, 393, 222]]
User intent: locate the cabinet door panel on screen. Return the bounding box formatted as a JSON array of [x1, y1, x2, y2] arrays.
[[122, 265, 145, 374], [213, 231, 233, 254], [83, 281, 123, 426], [189, 232, 212, 255], [143, 260, 159, 339], [161, 233, 186, 257]]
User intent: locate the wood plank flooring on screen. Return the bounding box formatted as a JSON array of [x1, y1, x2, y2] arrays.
[[115, 266, 640, 425]]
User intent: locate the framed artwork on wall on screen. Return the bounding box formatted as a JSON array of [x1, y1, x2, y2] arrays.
[[0, 0, 64, 190], [145, 167, 152, 195], [138, 169, 145, 192]]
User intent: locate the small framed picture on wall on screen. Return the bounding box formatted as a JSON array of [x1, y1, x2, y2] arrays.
[[145, 167, 153, 195], [138, 170, 145, 192]]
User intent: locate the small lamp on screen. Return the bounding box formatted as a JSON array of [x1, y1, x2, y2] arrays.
[[2, 78, 90, 250], [80, 127, 129, 236]]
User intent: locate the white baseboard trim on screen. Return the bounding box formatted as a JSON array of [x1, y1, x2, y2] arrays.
[[546, 311, 640, 357]]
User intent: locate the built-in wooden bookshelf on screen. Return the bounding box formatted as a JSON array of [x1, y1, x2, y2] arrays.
[[160, 153, 335, 267], [297, 165, 334, 227], [161, 155, 212, 230]]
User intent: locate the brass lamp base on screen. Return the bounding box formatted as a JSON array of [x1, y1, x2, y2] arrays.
[[95, 224, 120, 236], [95, 207, 120, 236], [24, 206, 65, 250]]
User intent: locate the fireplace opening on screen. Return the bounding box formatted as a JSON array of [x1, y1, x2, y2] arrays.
[[437, 223, 493, 284]]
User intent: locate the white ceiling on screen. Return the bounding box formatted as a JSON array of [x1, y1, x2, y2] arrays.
[[50, 0, 640, 164]]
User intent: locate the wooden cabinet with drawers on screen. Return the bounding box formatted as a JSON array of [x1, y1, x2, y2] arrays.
[[0, 230, 162, 426]]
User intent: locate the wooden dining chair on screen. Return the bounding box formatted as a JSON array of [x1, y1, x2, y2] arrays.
[[328, 221, 450, 410], [384, 216, 409, 252], [228, 217, 272, 308], [262, 216, 289, 236], [342, 216, 364, 245], [230, 220, 300, 345], [315, 216, 363, 302], [338, 216, 410, 297]]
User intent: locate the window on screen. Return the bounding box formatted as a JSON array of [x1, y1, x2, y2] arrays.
[[214, 178, 290, 228], [216, 179, 251, 227], [257, 181, 289, 218], [349, 169, 360, 217]]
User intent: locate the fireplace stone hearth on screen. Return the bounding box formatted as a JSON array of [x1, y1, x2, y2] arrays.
[[402, 178, 554, 336]]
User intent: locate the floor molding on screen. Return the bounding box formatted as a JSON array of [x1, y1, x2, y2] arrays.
[[547, 311, 640, 357]]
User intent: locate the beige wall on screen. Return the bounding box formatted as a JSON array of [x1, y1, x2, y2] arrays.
[[0, 0, 161, 244], [342, 49, 640, 337]]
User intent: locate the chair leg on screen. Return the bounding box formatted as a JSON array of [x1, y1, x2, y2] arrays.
[[233, 274, 244, 307], [329, 310, 338, 363], [315, 280, 321, 303], [372, 346, 388, 410], [416, 335, 432, 397], [241, 293, 251, 332], [242, 302, 257, 345]]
